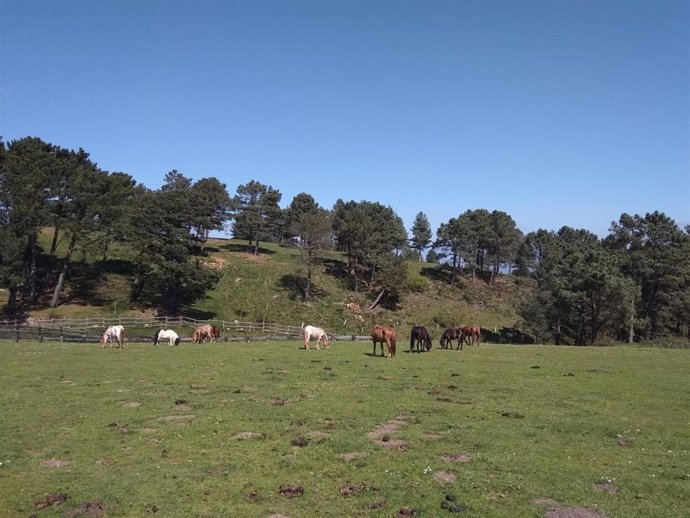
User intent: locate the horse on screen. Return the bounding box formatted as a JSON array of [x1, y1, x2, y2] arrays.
[[462, 325, 481, 346], [410, 325, 432, 352], [193, 324, 220, 344], [371, 325, 396, 358], [440, 327, 464, 350], [101, 325, 125, 349], [153, 329, 180, 346], [302, 324, 330, 350]]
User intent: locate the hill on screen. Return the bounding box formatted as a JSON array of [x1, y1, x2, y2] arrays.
[[4, 232, 530, 342]]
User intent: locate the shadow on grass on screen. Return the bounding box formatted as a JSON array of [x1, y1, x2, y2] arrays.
[[217, 243, 276, 255]]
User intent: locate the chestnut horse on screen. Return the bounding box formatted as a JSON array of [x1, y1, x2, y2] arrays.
[[371, 325, 396, 358], [101, 325, 125, 349], [440, 327, 464, 350], [462, 325, 481, 346], [193, 324, 220, 344], [410, 325, 432, 352]]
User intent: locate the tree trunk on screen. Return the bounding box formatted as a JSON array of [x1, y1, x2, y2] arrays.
[[368, 288, 386, 311], [50, 234, 77, 307], [304, 266, 312, 302], [24, 235, 39, 303], [49, 225, 61, 256], [6, 285, 18, 315], [628, 298, 635, 343], [555, 319, 561, 345]]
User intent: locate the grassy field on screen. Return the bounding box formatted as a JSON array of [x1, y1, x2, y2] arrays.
[[0, 341, 688, 517]]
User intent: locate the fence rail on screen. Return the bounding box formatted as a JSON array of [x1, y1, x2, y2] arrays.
[[0, 317, 371, 344]]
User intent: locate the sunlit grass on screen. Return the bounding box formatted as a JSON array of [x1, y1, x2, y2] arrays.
[[1, 342, 687, 517]]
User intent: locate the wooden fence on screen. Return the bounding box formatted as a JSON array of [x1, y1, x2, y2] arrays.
[[0, 316, 370, 344]]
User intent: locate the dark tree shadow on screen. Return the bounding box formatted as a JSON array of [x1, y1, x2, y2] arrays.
[[218, 243, 276, 255], [182, 307, 217, 320], [481, 327, 534, 344], [322, 258, 355, 291], [278, 274, 327, 301]]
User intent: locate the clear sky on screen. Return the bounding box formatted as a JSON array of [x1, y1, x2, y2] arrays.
[[1, 0, 688, 238]]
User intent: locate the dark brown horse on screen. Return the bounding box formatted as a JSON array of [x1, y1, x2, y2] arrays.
[[410, 325, 432, 352], [440, 327, 464, 350], [371, 325, 396, 358], [462, 325, 481, 346]]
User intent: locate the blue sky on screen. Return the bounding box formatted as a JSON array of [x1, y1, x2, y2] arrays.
[[1, 0, 688, 238]]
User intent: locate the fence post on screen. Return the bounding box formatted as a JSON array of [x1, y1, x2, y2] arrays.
[[60, 327, 64, 343], [15, 319, 19, 342], [39, 326, 43, 343]]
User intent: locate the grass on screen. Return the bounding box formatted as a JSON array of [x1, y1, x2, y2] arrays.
[[1, 341, 688, 517]]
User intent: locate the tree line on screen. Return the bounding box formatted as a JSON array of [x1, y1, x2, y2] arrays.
[[1, 136, 688, 344]]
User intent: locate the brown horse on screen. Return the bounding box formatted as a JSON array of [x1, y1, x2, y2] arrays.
[[193, 324, 220, 344], [371, 325, 396, 358], [410, 325, 432, 352], [462, 325, 481, 346], [439, 327, 464, 350]]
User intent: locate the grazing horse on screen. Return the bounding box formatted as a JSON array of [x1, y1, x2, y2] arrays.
[[193, 324, 220, 344], [101, 325, 125, 349], [371, 325, 396, 358], [410, 325, 432, 352], [462, 325, 481, 346], [153, 329, 180, 346], [440, 327, 464, 350], [302, 324, 330, 350]]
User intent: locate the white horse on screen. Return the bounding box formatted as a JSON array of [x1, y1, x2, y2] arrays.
[[101, 325, 125, 348], [153, 329, 180, 346], [302, 324, 330, 350]]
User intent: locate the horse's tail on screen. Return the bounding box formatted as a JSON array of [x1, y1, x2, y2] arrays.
[[153, 329, 160, 344], [410, 331, 415, 349], [391, 334, 396, 357]]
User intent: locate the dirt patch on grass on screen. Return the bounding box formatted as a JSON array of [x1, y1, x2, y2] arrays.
[[63, 501, 107, 517], [40, 459, 71, 468], [123, 401, 140, 408], [34, 493, 67, 510], [339, 483, 366, 496], [367, 418, 410, 450], [531, 498, 608, 518], [616, 435, 633, 447], [337, 451, 370, 461], [158, 415, 196, 422], [594, 483, 619, 494], [278, 485, 304, 498], [440, 454, 473, 463], [95, 459, 113, 466], [434, 471, 456, 484]]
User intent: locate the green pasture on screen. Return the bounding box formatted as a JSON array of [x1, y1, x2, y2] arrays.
[[0, 341, 688, 517]]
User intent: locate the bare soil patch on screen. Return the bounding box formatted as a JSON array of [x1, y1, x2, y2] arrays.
[[278, 485, 304, 498], [63, 501, 107, 517], [123, 401, 140, 408], [339, 483, 366, 496], [594, 483, 619, 494], [531, 498, 608, 518], [158, 415, 196, 422], [367, 418, 407, 440], [337, 451, 370, 461], [434, 471, 456, 484], [34, 493, 67, 510]]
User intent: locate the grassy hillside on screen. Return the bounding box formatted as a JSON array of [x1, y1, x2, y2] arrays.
[[19, 231, 528, 341]]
